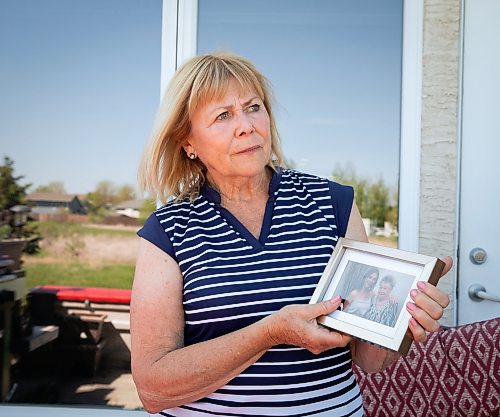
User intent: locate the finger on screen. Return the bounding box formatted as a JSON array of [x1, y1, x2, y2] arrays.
[[316, 326, 352, 348], [440, 256, 453, 277], [410, 287, 443, 321], [415, 281, 450, 309], [408, 317, 427, 343], [309, 296, 342, 318], [406, 300, 441, 333], [329, 332, 352, 347]]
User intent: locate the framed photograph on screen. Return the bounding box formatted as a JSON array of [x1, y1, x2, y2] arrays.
[[310, 238, 445, 355]]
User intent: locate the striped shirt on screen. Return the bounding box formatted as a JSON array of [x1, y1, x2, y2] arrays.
[[138, 168, 364, 417]]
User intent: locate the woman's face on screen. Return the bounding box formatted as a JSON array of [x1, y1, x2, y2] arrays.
[[363, 272, 378, 290], [377, 282, 393, 300], [185, 78, 272, 185]]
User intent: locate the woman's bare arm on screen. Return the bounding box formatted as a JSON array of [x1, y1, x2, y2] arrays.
[[131, 238, 351, 413]]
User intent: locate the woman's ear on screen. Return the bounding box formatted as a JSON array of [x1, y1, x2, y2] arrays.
[[182, 139, 194, 156], [182, 139, 198, 160]]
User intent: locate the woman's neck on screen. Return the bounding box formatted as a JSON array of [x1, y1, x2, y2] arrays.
[[208, 168, 271, 204]]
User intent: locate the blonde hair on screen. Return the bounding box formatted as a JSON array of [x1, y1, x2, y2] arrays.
[[138, 51, 285, 203]]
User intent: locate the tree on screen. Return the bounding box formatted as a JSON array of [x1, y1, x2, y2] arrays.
[[115, 184, 136, 203], [0, 156, 30, 211], [35, 181, 66, 194], [86, 181, 116, 220], [139, 198, 157, 224], [386, 188, 399, 230], [332, 162, 370, 217], [0, 156, 41, 253], [331, 163, 396, 228], [366, 178, 389, 227]]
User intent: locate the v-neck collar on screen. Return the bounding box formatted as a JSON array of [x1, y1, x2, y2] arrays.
[[200, 168, 282, 249]]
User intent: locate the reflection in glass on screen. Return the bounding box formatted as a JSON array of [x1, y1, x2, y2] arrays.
[[198, 0, 403, 245]]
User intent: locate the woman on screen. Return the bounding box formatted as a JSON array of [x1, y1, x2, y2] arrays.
[[343, 267, 379, 318], [131, 52, 451, 416], [365, 275, 399, 327]]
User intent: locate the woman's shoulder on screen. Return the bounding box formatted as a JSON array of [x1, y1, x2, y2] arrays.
[[349, 289, 359, 297], [151, 194, 205, 217], [138, 195, 205, 260], [280, 169, 354, 237], [281, 168, 353, 194], [281, 168, 329, 183]]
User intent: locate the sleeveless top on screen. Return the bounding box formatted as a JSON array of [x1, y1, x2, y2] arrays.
[[343, 297, 372, 317], [138, 168, 364, 417]]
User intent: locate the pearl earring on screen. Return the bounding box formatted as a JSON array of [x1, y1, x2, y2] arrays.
[[188, 152, 196, 160]]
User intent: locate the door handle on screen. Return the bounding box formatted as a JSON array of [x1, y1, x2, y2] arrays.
[[468, 284, 500, 302]]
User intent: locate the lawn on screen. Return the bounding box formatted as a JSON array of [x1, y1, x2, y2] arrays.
[[24, 221, 139, 289], [25, 262, 135, 289]]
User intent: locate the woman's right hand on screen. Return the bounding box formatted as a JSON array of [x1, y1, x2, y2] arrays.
[[264, 295, 352, 354]]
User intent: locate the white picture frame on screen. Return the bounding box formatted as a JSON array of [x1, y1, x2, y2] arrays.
[[310, 238, 445, 355]]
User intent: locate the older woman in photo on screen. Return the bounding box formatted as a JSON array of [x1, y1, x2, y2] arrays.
[[130, 51, 452, 416], [365, 275, 399, 327]]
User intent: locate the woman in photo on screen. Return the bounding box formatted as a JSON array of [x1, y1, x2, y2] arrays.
[[365, 275, 399, 327], [343, 267, 380, 318], [130, 51, 452, 416]]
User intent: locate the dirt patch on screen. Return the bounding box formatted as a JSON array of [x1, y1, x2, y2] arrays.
[[37, 234, 140, 266]]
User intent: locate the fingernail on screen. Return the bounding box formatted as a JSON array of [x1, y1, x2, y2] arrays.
[[331, 295, 341, 303], [417, 281, 426, 290], [406, 302, 416, 311], [410, 289, 418, 299]]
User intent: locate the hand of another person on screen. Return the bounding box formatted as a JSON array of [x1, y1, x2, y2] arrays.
[[406, 256, 453, 342], [265, 296, 352, 354]]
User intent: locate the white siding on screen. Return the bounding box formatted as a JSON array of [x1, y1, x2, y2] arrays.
[[419, 0, 460, 326]]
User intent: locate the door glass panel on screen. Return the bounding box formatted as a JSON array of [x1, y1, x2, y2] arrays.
[[198, 0, 403, 247]]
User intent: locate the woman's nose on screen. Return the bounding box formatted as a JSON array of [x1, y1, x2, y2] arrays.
[[234, 113, 254, 137]]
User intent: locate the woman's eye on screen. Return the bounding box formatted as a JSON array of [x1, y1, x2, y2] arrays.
[[216, 111, 230, 121], [248, 104, 260, 112]]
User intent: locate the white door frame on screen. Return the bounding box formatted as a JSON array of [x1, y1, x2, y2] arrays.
[[398, 0, 424, 252], [160, 0, 198, 99], [160, 0, 423, 252]]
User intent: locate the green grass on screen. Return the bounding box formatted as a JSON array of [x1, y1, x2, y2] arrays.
[[25, 262, 135, 289]]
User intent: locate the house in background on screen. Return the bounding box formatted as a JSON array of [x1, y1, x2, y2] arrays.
[[26, 192, 87, 215], [114, 199, 145, 219]]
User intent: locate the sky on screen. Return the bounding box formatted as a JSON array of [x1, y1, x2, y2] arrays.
[[1, 0, 402, 195], [0, 0, 162, 194]]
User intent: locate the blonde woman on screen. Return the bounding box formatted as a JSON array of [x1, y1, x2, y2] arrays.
[[131, 52, 452, 416]]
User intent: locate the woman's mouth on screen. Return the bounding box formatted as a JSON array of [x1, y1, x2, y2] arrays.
[[236, 146, 260, 154]]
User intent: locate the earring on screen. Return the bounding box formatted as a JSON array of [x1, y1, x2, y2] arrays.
[[188, 152, 196, 160]]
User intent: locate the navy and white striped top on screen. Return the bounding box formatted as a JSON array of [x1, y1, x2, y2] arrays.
[[138, 168, 364, 417]]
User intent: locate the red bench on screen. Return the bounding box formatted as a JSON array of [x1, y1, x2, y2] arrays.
[[29, 285, 132, 305], [353, 318, 499, 417]]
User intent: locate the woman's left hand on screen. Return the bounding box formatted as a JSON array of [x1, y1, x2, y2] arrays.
[[406, 256, 453, 342]]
